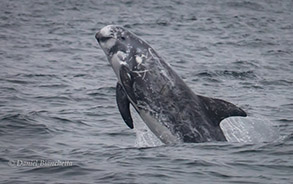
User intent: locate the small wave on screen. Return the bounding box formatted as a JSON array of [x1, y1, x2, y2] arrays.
[[123, 13, 197, 29], [225, 2, 264, 11], [218, 70, 257, 80], [195, 70, 257, 80], [232, 60, 260, 69], [16, 73, 58, 78], [21, 164, 83, 174], [50, 116, 90, 127], [260, 79, 293, 86], [34, 95, 72, 101], [215, 38, 278, 48], [87, 86, 115, 97], [265, 49, 293, 56], [0, 113, 52, 136], [1, 78, 32, 85], [37, 83, 70, 88], [196, 71, 214, 78]]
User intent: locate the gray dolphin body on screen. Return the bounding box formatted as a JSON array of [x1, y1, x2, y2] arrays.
[[95, 25, 247, 144]]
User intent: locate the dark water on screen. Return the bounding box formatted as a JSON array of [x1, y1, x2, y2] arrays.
[[1, 0, 293, 183]]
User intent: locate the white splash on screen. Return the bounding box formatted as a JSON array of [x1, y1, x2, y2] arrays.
[[220, 116, 280, 143], [135, 126, 164, 147], [130, 106, 164, 147]]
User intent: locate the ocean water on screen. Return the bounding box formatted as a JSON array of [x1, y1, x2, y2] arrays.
[[0, 0, 293, 183]]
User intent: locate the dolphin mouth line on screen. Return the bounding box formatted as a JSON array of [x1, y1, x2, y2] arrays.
[[98, 36, 112, 42]]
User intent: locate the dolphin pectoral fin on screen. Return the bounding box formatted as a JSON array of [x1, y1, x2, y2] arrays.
[[199, 95, 247, 126], [116, 83, 134, 129], [119, 65, 137, 103]]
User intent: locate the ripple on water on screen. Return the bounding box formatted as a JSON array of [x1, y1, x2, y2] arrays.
[[0, 113, 52, 136]]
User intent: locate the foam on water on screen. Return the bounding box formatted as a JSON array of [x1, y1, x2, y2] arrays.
[[134, 126, 164, 147], [220, 117, 280, 143], [130, 106, 164, 147], [134, 116, 281, 146]]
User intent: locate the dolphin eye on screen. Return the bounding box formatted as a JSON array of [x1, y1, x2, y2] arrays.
[[121, 36, 126, 40]]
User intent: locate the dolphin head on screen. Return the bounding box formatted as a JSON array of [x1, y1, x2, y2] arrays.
[[96, 25, 154, 82]]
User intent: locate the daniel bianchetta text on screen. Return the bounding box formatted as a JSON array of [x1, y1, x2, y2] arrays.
[[8, 160, 73, 167]]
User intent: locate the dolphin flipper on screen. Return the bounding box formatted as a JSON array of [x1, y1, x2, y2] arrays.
[[116, 82, 134, 129], [199, 95, 247, 126]]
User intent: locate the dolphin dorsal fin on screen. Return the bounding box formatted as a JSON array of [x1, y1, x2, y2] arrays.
[[199, 95, 247, 126]]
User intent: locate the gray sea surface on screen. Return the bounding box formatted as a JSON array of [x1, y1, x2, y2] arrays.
[[0, 0, 293, 183]]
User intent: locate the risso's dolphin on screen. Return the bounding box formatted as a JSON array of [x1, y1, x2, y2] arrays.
[[95, 25, 247, 144]]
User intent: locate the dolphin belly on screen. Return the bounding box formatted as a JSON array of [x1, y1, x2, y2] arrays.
[[137, 109, 180, 144]]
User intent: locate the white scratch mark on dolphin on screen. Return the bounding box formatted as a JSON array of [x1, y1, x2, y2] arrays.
[[133, 70, 149, 80]]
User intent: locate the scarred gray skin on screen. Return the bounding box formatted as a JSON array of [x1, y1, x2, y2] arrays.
[[95, 25, 247, 144]]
